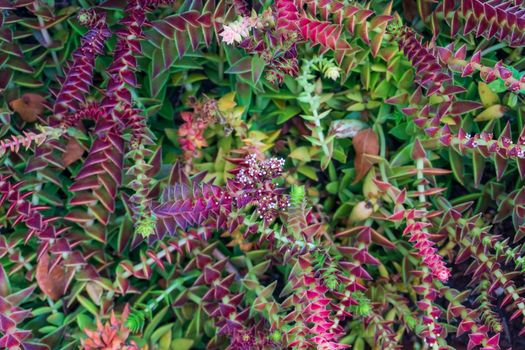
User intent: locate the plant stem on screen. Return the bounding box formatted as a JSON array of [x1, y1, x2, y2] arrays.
[[481, 42, 508, 56], [298, 59, 331, 167], [143, 273, 197, 314], [218, 45, 224, 81], [374, 123, 389, 182], [414, 157, 441, 350], [122, 241, 180, 279], [311, 103, 331, 162]]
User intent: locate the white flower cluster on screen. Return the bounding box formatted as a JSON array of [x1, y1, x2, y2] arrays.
[[236, 154, 285, 186], [235, 155, 288, 222], [324, 66, 340, 80]]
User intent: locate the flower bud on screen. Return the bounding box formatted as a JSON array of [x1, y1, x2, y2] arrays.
[[349, 201, 373, 222]]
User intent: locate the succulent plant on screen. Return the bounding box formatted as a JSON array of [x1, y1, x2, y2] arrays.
[[2, 0, 525, 349]]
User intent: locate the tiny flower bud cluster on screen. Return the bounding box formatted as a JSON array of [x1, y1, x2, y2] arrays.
[[236, 154, 285, 186], [255, 188, 290, 222], [236, 154, 289, 222]]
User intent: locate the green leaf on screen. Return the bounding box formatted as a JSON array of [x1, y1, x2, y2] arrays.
[[289, 146, 311, 162], [151, 323, 174, 345], [144, 306, 169, 340], [77, 314, 93, 330], [334, 202, 352, 220], [478, 82, 499, 107], [474, 105, 506, 122], [251, 55, 266, 85], [389, 123, 408, 140], [472, 151, 485, 189], [150, 70, 170, 99], [273, 106, 301, 124], [317, 110, 331, 120], [372, 79, 392, 99], [13, 75, 43, 88], [171, 339, 194, 350], [449, 148, 464, 186], [390, 144, 412, 167], [47, 312, 65, 326], [338, 170, 353, 192], [487, 78, 507, 93], [326, 181, 339, 194], [298, 165, 318, 180], [172, 57, 205, 69], [300, 114, 317, 122], [250, 260, 271, 276], [165, 128, 179, 146], [332, 144, 347, 163], [30, 307, 52, 318], [76, 295, 98, 317], [303, 135, 323, 146], [38, 326, 58, 334], [259, 281, 277, 299], [226, 57, 252, 74], [185, 307, 201, 338]]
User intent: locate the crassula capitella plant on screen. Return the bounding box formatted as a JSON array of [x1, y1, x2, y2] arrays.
[[3, 0, 525, 349]]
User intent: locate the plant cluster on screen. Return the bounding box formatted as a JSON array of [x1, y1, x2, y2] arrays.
[[2, 0, 525, 349]]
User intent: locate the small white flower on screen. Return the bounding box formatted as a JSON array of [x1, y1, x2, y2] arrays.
[[324, 66, 341, 80]]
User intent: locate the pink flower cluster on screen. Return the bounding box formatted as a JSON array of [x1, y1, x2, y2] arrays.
[[220, 17, 255, 45], [178, 111, 208, 154], [177, 98, 218, 160]]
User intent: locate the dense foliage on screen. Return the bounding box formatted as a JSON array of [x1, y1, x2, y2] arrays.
[[2, 0, 525, 349]]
